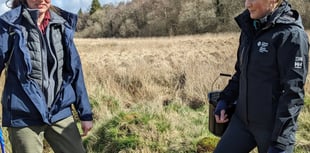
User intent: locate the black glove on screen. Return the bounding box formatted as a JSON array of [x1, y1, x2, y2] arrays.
[[214, 100, 227, 116]]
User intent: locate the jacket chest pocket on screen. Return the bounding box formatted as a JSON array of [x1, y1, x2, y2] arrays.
[[249, 42, 276, 67]]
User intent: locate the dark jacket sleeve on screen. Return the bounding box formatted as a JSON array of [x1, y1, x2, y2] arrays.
[[61, 11, 93, 121], [0, 20, 10, 73], [271, 29, 309, 150], [219, 33, 243, 104], [69, 38, 93, 121], [72, 54, 93, 121]]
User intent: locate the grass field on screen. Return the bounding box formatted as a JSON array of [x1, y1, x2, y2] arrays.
[[74, 32, 310, 153], [1, 32, 310, 152]]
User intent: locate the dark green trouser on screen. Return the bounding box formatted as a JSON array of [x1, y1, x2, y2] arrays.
[[8, 116, 86, 153]]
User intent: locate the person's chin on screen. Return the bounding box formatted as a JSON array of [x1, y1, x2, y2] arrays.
[[250, 14, 259, 19], [38, 8, 49, 13]]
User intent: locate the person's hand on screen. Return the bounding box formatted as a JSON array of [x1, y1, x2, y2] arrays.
[[81, 121, 93, 137], [268, 146, 286, 153], [214, 100, 229, 123]]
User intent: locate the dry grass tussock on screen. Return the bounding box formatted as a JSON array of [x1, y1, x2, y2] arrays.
[[76, 33, 239, 105], [74, 32, 310, 152], [76, 32, 310, 106], [76, 33, 241, 152]]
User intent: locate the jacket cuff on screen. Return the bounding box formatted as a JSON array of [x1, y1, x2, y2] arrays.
[[79, 114, 93, 121]]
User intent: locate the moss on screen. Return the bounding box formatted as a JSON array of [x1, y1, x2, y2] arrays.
[[196, 136, 219, 153]]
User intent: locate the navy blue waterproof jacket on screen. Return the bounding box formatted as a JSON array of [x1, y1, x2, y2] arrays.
[[219, 2, 309, 150], [0, 6, 93, 127]]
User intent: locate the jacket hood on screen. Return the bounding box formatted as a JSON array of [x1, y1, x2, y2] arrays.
[[0, 5, 22, 25], [235, 1, 304, 32], [0, 5, 78, 30], [269, 1, 303, 29]]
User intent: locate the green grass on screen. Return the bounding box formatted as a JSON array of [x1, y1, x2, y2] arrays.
[[5, 94, 309, 153], [84, 112, 142, 153], [82, 96, 310, 153], [84, 101, 206, 153]]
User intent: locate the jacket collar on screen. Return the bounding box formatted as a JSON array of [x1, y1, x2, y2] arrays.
[[0, 5, 22, 25], [55, 6, 78, 31]]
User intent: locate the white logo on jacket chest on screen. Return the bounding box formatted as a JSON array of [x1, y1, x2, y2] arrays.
[[257, 41, 269, 53], [294, 57, 303, 69]]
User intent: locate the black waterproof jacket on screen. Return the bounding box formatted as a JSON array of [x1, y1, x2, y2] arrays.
[[219, 2, 309, 150]]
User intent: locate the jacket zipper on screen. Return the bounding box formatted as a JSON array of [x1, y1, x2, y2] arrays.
[[243, 38, 252, 124], [37, 27, 49, 104]]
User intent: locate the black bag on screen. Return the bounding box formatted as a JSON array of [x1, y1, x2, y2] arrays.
[[208, 91, 235, 137], [207, 73, 235, 137]]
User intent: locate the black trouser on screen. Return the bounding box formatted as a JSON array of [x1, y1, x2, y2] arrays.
[[214, 115, 294, 153]]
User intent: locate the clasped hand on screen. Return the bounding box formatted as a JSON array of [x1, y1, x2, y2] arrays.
[[214, 100, 229, 123]]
